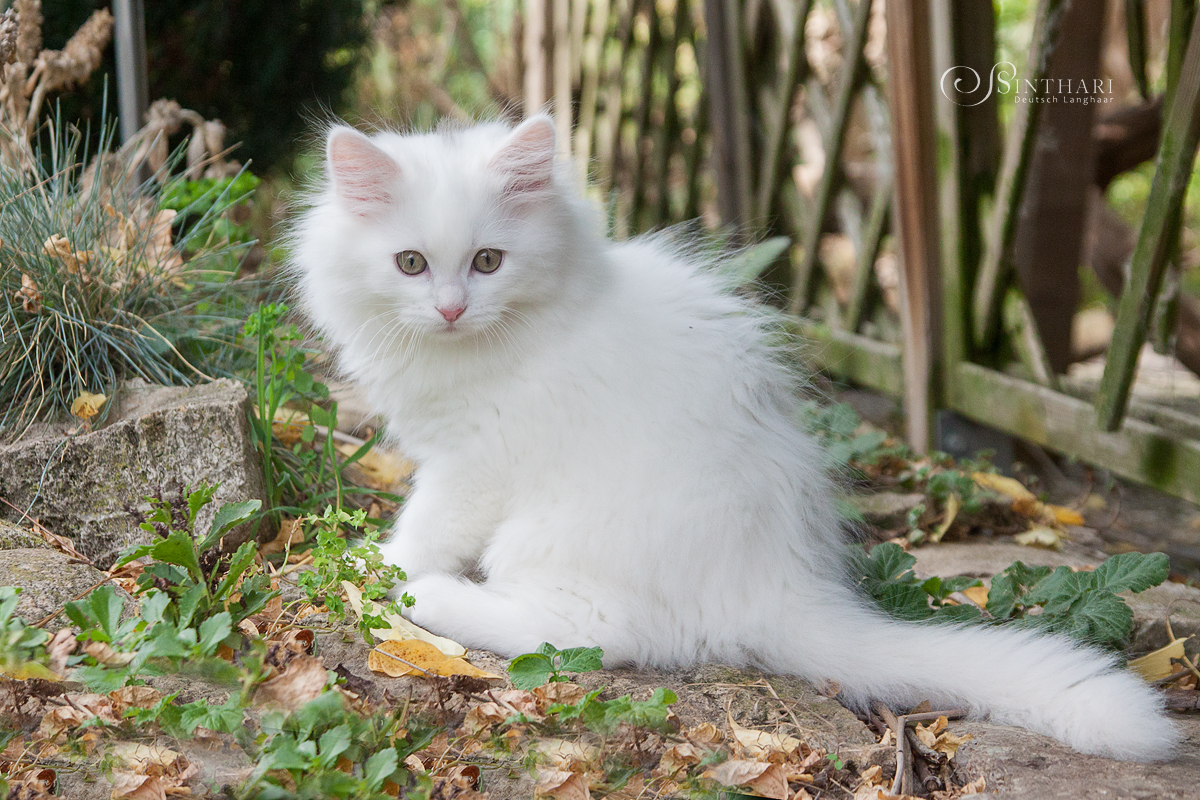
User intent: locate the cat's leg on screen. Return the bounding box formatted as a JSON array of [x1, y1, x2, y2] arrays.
[[402, 574, 641, 662], [380, 473, 502, 579]]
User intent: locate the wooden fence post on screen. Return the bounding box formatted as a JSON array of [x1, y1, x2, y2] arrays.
[[885, 0, 942, 453]]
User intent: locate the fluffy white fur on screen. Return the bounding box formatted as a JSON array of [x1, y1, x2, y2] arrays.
[[291, 115, 1178, 762]]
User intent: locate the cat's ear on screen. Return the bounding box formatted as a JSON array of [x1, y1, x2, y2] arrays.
[[489, 115, 556, 195], [326, 127, 401, 217]]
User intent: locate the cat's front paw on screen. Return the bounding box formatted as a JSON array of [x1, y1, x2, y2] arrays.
[[400, 575, 471, 634]]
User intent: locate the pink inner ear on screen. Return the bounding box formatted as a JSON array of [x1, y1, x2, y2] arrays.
[[489, 117, 556, 195], [328, 129, 401, 216]]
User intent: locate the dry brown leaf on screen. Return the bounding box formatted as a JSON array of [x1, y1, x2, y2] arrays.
[[259, 517, 305, 556], [959, 776, 986, 794], [729, 717, 802, 759], [108, 771, 167, 800], [534, 769, 591, 800], [685, 721, 724, 745], [5, 768, 58, 800], [145, 209, 184, 275], [462, 702, 508, 735], [253, 655, 329, 711], [533, 681, 586, 711], [84, 640, 134, 667], [703, 760, 788, 799], [655, 743, 702, 777], [71, 390, 107, 421], [14, 271, 41, 313], [533, 739, 598, 771], [108, 686, 163, 716]]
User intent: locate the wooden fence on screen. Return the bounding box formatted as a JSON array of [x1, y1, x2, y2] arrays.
[[525, 0, 1200, 506]]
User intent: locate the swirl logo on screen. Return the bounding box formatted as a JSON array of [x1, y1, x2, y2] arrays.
[[940, 62, 1017, 106]]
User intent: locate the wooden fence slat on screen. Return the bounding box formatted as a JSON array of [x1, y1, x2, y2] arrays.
[[789, 0, 874, 315], [844, 179, 892, 333], [970, 0, 1065, 350], [885, 0, 942, 453], [631, 6, 663, 226], [1096, 6, 1200, 431], [755, 0, 814, 222], [956, 363, 1200, 506], [573, 0, 611, 174]]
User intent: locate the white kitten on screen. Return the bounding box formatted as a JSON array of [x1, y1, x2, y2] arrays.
[[291, 115, 1177, 761]]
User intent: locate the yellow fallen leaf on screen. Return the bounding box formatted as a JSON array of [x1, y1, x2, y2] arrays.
[[961, 584, 989, 608], [1014, 526, 1064, 550], [342, 581, 466, 656], [367, 639, 450, 676], [1045, 504, 1085, 527], [972, 472, 1036, 503], [0, 660, 60, 681], [71, 390, 107, 420], [1128, 638, 1187, 682], [368, 639, 501, 681], [338, 444, 414, 490], [930, 492, 959, 543], [931, 730, 973, 759]]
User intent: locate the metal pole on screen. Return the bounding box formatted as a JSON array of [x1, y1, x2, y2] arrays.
[[113, 0, 148, 142]]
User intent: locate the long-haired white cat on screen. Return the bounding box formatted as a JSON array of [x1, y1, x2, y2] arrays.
[[291, 114, 1176, 761]]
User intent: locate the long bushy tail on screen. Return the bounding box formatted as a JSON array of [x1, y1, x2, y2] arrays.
[[760, 594, 1177, 761]]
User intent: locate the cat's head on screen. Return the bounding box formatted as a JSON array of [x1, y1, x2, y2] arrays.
[[293, 115, 594, 361]]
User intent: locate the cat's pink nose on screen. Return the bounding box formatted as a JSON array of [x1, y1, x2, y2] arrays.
[[438, 305, 466, 322]]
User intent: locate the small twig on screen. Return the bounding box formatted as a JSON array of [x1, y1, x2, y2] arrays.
[[371, 647, 433, 676], [1174, 654, 1200, 684], [279, 553, 314, 575], [760, 678, 809, 738], [902, 709, 966, 723], [905, 725, 946, 765], [873, 702, 910, 796], [912, 749, 942, 792]]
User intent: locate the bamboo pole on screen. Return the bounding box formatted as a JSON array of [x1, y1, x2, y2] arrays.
[[1096, 6, 1200, 431]]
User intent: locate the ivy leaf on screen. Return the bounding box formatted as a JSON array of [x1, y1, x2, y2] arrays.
[[508, 652, 556, 690], [1055, 591, 1134, 644], [874, 582, 934, 621], [314, 724, 354, 769], [147, 530, 204, 583], [363, 747, 399, 791], [200, 499, 262, 552], [555, 646, 604, 676], [186, 485, 219, 527], [198, 612, 233, 656], [1089, 552, 1170, 595]]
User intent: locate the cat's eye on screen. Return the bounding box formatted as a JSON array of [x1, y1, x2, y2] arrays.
[[396, 250, 428, 276], [472, 248, 503, 274]]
